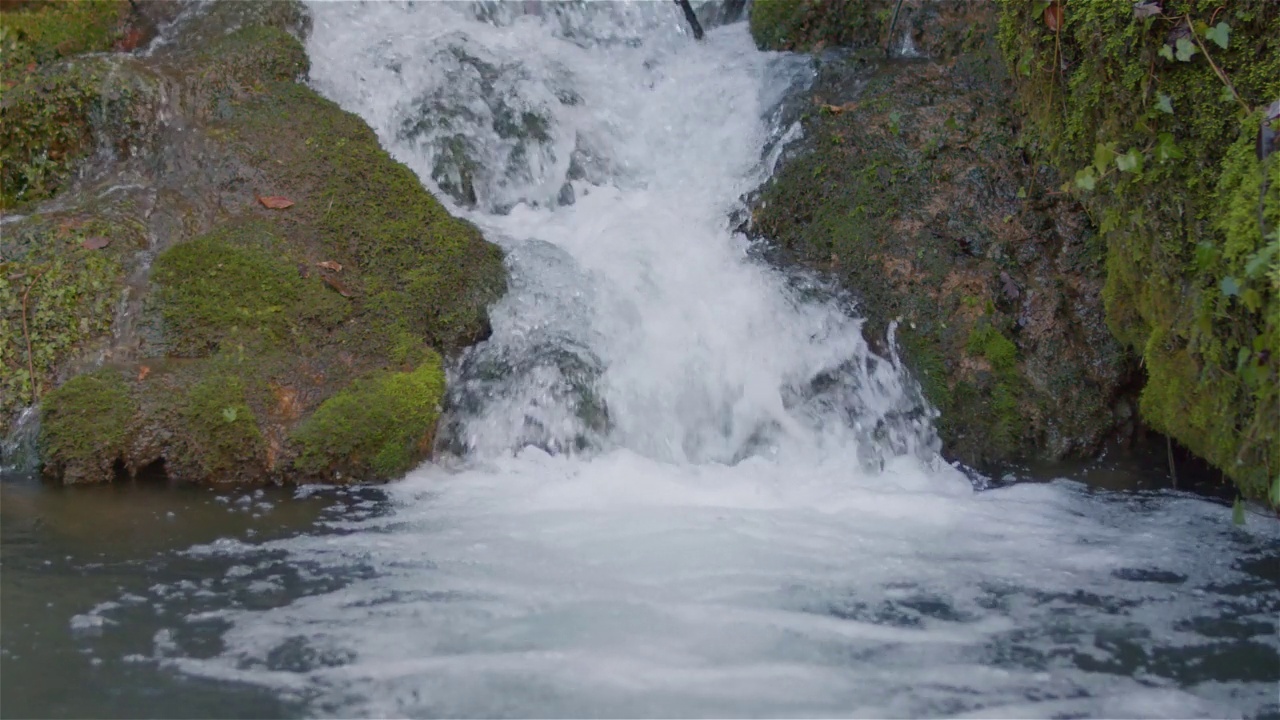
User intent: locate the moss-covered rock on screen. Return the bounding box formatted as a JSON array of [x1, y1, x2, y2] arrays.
[[9, 2, 507, 485], [750, 28, 1129, 468], [997, 0, 1279, 500], [750, 0, 995, 59], [151, 221, 349, 357], [0, 54, 163, 207], [38, 369, 136, 484], [0, 0, 130, 76], [293, 355, 446, 480], [0, 206, 145, 434], [176, 373, 267, 480]]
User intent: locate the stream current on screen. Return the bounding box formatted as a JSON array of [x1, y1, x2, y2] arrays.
[[1, 3, 1277, 718]]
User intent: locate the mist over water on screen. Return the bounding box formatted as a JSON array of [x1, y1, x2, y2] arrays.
[[75, 3, 1279, 717]]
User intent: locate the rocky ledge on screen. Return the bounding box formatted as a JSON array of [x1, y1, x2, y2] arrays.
[[1, 1, 507, 484]]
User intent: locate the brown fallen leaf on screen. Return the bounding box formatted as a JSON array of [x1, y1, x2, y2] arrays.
[[316, 260, 343, 272], [1043, 2, 1063, 32], [137, 365, 151, 381], [818, 101, 859, 115], [114, 27, 146, 52], [82, 236, 110, 250], [257, 194, 295, 209], [321, 274, 353, 298]]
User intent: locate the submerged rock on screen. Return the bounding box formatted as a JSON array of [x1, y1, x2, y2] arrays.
[[0, 1, 507, 484]]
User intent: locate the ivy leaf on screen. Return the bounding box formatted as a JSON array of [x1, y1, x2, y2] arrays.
[[1158, 44, 1175, 62], [1132, 1, 1162, 19], [1156, 93, 1173, 114], [1219, 276, 1241, 297], [1241, 288, 1262, 311], [1093, 142, 1117, 174], [1237, 347, 1252, 371], [1244, 242, 1279, 277], [1155, 132, 1184, 161], [222, 407, 238, 423], [1175, 37, 1197, 62], [1204, 22, 1230, 49], [1115, 149, 1143, 173], [1074, 167, 1096, 191], [1193, 242, 1219, 271]]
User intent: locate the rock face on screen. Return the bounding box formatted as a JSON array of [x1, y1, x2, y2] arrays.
[[747, 0, 1136, 470], [749, 0, 1279, 501], [1, 1, 507, 484], [998, 1, 1279, 502]]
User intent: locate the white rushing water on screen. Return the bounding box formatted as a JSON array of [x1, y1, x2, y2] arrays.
[[134, 3, 1278, 717]]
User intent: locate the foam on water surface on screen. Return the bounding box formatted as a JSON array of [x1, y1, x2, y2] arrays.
[[93, 2, 1280, 717]]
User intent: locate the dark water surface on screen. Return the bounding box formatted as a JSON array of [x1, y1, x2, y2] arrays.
[[0, 478, 389, 718], [3, 454, 1277, 719]]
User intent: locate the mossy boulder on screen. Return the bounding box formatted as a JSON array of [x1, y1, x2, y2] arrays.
[[293, 356, 446, 480], [38, 369, 137, 484], [997, 0, 1279, 500], [4, 2, 507, 484], [749, 4, 1132, 468]]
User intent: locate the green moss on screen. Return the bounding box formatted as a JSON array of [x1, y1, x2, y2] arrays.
[[151, 221, 349, 357], [227, 80, 506, 354], [749, 0, 880, 51], [997, 0, 1280, 498], [185, 24, 308, 113], [966, 324, 1022, 454], [292, 353, 446, 479], [0, 214, 136, 434], [0, 54, 161, 207], [179, 374, 265, 477], [38, 369, 136, 483], [0, 1, 128, 76]]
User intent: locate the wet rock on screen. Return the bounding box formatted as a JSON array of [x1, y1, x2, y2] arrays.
[[747, 4, 1134, 470], [1, 1, 507, 484]]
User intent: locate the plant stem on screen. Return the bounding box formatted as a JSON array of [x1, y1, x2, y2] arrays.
[[1187, 15, 1250, 115], [20, 268, 46, 406]]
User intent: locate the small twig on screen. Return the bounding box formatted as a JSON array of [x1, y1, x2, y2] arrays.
[[1186, 14, 1250, 115], [20, 267, 47, 406], [1166, 434, 1178, 488]]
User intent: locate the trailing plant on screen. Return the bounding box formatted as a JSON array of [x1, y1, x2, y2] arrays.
[[998, 0, 1280, 502]]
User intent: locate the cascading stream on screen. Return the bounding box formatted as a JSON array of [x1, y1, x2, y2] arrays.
[[304, 1, 939, 470], [90, 3, 1278, 718]]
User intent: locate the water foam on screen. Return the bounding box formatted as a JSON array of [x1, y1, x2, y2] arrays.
[[125, 3, 1280, 717]]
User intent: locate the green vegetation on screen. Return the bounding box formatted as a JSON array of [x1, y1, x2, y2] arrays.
[[151, 221, 349, 357], [997, 0, 1280, 499], [0, 0, 128, 76], [0, 2, 143, 207], [38, 369, 136, 483], [0, 213, 139, 432], [227, 78, 506, 354], [184, 23, 308, 114], [19, 11, 505, 484], [749, 0, 881, 51], [179, 374, 265, 477], [292, 354, 446, 479], [966, 324, 1022, 454]]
